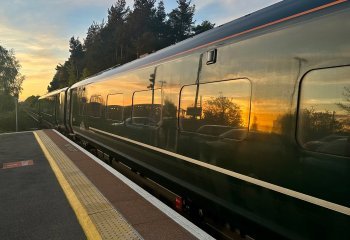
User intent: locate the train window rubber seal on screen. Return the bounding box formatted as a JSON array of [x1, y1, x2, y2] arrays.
[[295, 64, 350, 158]]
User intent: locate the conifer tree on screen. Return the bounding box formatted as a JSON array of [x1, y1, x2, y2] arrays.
[[154, 0, 170, 49], [47, 62, 69, 91], [193, 20, 215, 35], [168, 0, 195, 43], [68, 37, 84, 84], [127, 0, 157, 57], [84, 22, 104, 75], [103, 0, 130, 66]]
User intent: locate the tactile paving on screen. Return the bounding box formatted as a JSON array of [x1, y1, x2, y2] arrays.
[[36, 130, 142, 240]]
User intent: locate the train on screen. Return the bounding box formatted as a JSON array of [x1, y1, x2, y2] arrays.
[[37, 0, 350, 239]]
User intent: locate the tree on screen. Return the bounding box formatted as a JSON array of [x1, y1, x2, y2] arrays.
[[203, 96, 243, 127], [68, 37, 84, 84], [127, 0, 157, 57], [48, 37, 85, 91], [47, 61, 70, 91], [84, 21, 101, 50], [83, 21, 105, 75], [101, 0, 130, 66], [162, 99, 177, 118], [107, 0, 129, 27], [80, 67, 91, 80], [155, 0, 166, 25], [0, 45, 25, 97], [193, 20, 215, 35], [154, 0, 171, 49], [337, 86, 350, 113], [23, 95, 40, 108], [168, 0, 195, 43]]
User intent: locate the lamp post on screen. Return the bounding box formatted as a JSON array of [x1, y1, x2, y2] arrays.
[[14, 93, 18, 132]]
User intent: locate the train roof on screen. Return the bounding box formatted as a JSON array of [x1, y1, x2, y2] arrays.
[[70, 0, 346, 89], [39, 87, 68, 100]]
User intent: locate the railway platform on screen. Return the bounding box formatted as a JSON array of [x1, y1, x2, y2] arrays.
[[0, 129, 214, 240]]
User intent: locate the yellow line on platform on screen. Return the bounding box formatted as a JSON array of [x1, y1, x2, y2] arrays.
[[34, 131, 102, 240]]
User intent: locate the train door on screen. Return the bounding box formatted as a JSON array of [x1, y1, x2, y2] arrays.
[[64, 88, 72, 133], [128, 67, 161, 145], [155, 54, 201, 151], [177, 49, 252, 169]]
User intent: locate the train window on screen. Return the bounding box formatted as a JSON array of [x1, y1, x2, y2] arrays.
[[180, 79, 251, 140], [106, 93, 124, 122], [88, 95, 104, 118], [132, 89, 162, 126], [298, 66, 350, 157]]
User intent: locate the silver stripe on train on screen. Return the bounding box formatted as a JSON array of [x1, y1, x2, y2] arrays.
[[89, 127, 350, 217]]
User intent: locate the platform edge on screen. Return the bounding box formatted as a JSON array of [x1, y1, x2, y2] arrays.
[[34, 131, 102, 240], [53, 129, 215, 240]]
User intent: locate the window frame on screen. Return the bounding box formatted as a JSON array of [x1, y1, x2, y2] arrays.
[[296, 65, 350, 157], [131, 88, 162, 126], [88, 94, 103, 118], [178, 77, 252, 140], [106, 93, 124, 122]]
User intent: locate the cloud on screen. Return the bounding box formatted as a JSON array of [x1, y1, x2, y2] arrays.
[[0, 0, 134, 101], [192, 0, 219, 10], [192, 0, 281, 25], [0, 22, 68, 101]]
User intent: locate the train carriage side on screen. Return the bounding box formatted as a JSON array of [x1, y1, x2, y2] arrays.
[[39, 87, 68, 130], [57, 88, 69, 133], [68, 1, 350, 239]]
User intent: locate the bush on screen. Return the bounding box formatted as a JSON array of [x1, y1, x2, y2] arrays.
[[0, 94, 15, 112]]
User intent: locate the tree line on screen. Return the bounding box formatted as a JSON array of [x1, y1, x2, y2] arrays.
[[47, 0, 215, 92], [0, 45, 24, 112]]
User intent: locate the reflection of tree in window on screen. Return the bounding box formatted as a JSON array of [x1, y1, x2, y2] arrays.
[[336, 86, 350, 130], [162, 99, 177, 118], [298, 67, 350, 156], [77, 89, 87, 116], [300, 107, 344, 142], [89, 95, 103, 117], [337, 87, 350, 111], [203, 95, 242, 127]]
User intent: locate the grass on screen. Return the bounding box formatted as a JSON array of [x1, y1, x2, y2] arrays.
[[0, 108, 39, 134]]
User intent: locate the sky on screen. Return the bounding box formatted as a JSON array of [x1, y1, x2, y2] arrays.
[[0, 0, 280, 101]]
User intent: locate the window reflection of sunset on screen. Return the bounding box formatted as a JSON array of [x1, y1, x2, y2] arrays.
[[180, 79, 251, 128], [250, 99, 289, 132], [299, 67, 350, 135], [134, 89, 162, 105], [107, 94, 123, 106]]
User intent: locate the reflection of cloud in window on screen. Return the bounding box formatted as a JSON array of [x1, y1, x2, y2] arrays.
[[157, 55, 199, 86], [133, 89, 161, 104], [107, 94, 123, 106]]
